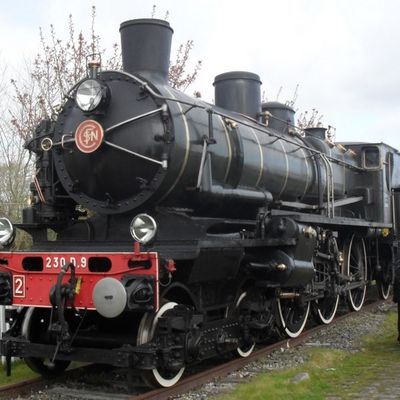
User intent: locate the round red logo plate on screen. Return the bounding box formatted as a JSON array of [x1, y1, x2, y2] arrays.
[[75, 120, 104, 153]]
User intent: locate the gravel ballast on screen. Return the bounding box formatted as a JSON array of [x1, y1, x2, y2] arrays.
[[12, 302, 395, 400], [172, 302, 395, 400]]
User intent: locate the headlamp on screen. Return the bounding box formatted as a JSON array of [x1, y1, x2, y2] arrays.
[[0, 218, 15, 247], [130, 214, 157, 244], [75, 79, 109, 112]]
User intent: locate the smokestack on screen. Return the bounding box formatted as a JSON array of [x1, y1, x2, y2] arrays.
[[119, 18, 173, 83], [304, 127, 327, 140], [213, 71, 262, 120], [262, 102, 295, 134]]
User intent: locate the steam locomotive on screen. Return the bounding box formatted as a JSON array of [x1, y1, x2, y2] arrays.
[[0, 18, 398, 387]]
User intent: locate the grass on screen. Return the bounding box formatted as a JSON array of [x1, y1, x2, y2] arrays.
[[1, 311, 398, 397], [215, 310, 400, 400], [0, 360, 83, 386], [0, 360, 38, 386]]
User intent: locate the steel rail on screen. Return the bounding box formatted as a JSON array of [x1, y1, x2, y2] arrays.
[[0, 363, 97, 399], [130, 299, 388, 400], [0, 299, 389, 400], [0, 376, 46, 400]]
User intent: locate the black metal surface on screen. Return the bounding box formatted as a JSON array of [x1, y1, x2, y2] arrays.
[[3, 16, 400, 387], [262, 101, 295, 134], [305, 126, 327, 140], [120, 19, 173, 83], [0, 337, 133, 366], [214, 71, 262, 119], [52, 72, 168, 214], [0, 272, 12, 305]]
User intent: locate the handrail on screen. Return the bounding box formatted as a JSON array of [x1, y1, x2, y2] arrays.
[[106, 70, 365, 173]]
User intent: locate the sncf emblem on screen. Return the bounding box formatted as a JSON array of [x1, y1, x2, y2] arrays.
[[75, 120, 104, 153]]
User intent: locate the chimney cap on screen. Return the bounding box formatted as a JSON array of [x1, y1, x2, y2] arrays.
[[262, 101, 294, 113], [120, 18, 173, 33], [214, 71, 261, 85]]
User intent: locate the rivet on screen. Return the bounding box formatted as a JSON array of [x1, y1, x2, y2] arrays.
[[276, 263, 287, 271]]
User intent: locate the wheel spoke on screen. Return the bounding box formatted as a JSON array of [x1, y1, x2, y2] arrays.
[[376, 259, 392, 300], [137, 302, 185, 387], [377, 280, 391, 300], [22, 308, 71, 377], [234, 292, 256, 357], [344, 236, 367, 312], [277, 298, 310, 338]]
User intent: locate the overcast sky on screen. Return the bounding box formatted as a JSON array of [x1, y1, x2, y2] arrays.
[[0, 0, 399, 148]]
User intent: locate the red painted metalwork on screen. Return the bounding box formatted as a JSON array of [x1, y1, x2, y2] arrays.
[[75, 119, 104, 153], [165, 259, 176, 273], [0, 250, 159, 310]]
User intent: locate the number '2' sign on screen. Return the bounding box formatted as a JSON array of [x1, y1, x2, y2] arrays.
[[13, 275, 25, 298]]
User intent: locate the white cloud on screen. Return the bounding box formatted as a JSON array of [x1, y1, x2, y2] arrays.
[[0, 0, 399, 148]]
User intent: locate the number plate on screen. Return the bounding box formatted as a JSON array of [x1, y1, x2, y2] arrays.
[[45, 256, 88, 269], [13, 275, 25, 298]]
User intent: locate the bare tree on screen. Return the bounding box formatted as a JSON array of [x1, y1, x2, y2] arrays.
[[0, 61, 28, 218], [3, 5, 201, 231], [297, 108, 324, 130], [0, 122, 31, 221], [169, 41, 202, 91], [261, 85, 330, 138], [10, 6, 121, 136], [152, 3, 202, 93], [10, 5, 201, 140]]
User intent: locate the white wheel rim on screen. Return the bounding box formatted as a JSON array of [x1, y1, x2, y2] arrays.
[[137, 302, 185, 387], [21, 307, 35, 339], [234, 292, 255, 357], [152, 366, 185, 387], [377, 281, 391, 300], [316, 294, 339, 324], [382, 284, 391, 300], [237, 343, 256, 358], [21, 307, 70, 373], [346, 236, 367, 312], [277, 298, 310, 338]]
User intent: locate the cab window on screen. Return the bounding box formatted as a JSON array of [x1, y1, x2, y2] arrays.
[[363, 146, 380, 169]]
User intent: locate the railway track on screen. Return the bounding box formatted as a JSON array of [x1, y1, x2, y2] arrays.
[[0, 298, 390, 400], [133, 298, 389, 400], [0, 364, 114, 400]]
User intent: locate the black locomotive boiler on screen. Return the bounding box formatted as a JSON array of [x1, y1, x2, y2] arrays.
[[0, 18, 398, 387]]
